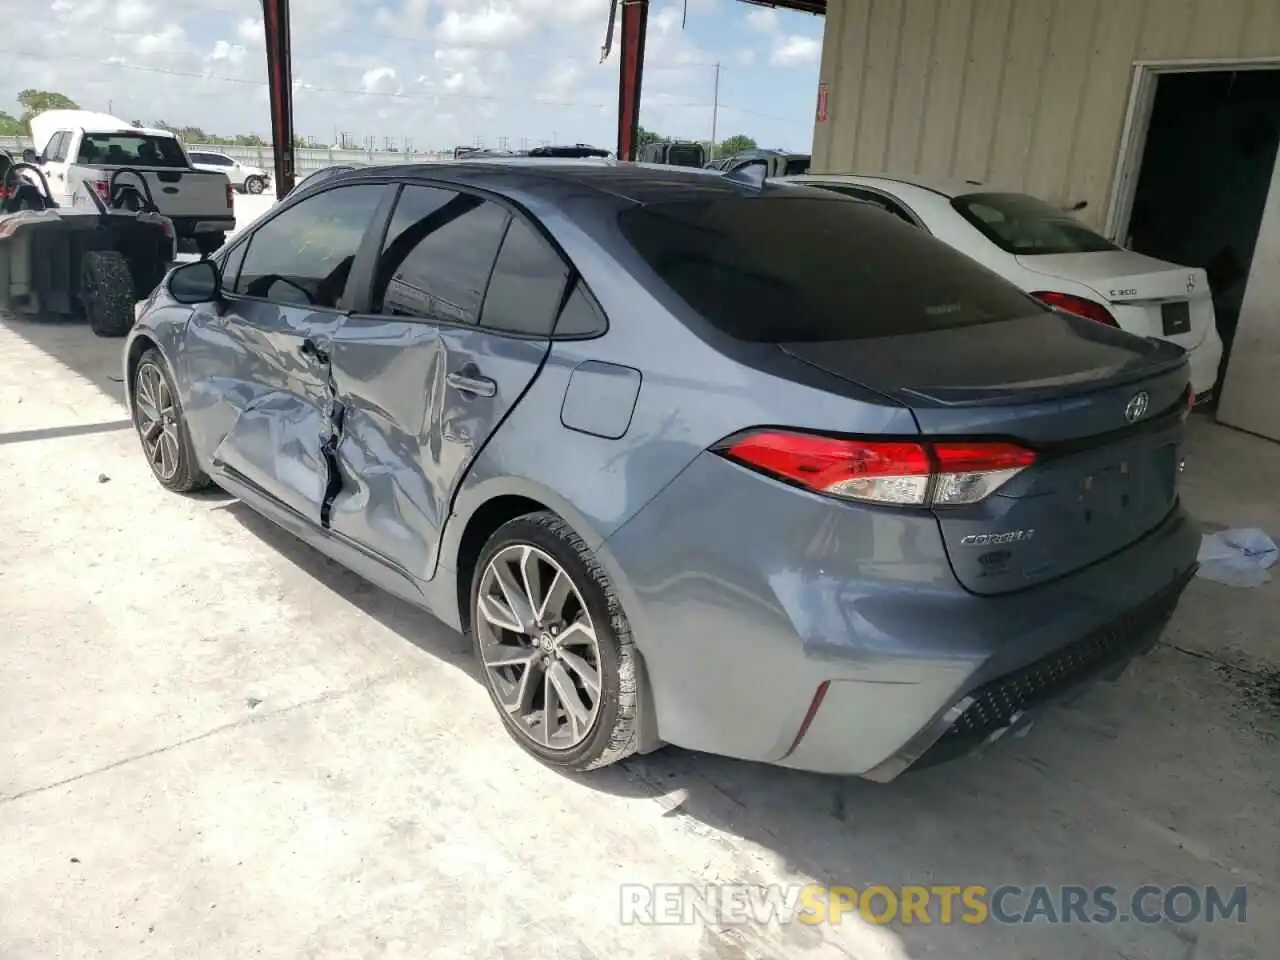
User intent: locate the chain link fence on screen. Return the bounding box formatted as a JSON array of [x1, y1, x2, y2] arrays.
[[0, 137, 453, 176]]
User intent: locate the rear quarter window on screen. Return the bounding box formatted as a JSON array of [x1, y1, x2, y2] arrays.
[[617, 195, 1043, 342]]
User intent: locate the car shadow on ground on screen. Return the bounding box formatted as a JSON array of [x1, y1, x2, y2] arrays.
[[2, 314, 131, 407]]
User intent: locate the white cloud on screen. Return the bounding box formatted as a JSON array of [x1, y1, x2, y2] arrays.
[[745, 8, 778, 33], [2, 0, 818, 155], [362, 66, 401, 95], [205, 40, 248, 69], [437, 5, 532, 47], [771, 34, 820, 67], [237, 18, 264, 45]]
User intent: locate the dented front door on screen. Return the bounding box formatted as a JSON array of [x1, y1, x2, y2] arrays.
[[186, 297, 348, 524], [182, 180, 390, 525]]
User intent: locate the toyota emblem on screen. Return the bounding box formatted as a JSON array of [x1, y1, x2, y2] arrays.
[[1186, 275, 1196, 294], [1125, 391, 1150, 423]]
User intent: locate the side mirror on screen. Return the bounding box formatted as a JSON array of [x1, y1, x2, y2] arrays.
[[21, 149, 38, 164], [167, 259, 222, 304]]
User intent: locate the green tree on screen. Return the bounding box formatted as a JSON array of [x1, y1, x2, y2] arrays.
[[636, 125, 663, 149], [715, 133, 756, 159], [0, 110, 22, 136], [17, 89, 80, 131]]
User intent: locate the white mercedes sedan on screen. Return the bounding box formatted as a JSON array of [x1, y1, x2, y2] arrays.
[[779, 173, 1223, 399]]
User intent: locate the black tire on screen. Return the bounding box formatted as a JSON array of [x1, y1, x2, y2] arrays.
[[470, 511, 640, 772], [131, 348, 212, 493], [245, 176, 265, 195], [195, 232, 226, 258], [80, 251, 135, 337]]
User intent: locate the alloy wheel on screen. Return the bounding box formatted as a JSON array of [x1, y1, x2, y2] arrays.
[[476, 544, 603, 750], [133, 362, 182, 482]]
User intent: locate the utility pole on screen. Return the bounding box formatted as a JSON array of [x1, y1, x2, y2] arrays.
[[710, 62, 720, 159]]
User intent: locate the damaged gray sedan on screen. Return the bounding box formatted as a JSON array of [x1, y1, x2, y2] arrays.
[[125, 162, 1198, 779]]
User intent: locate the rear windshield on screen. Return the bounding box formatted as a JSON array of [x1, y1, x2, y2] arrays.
[[77, 134, 187, 168], [953, 192, 1119, 255], [616, 195, 1044, 342], [666, 144, 705, 167]]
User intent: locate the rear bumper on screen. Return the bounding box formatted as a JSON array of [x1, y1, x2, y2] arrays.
[[169, 216, 235, 238], [604, 452, 1200, 779], [1187, 327, 1223, 397], [858, 563, 1194, 781]]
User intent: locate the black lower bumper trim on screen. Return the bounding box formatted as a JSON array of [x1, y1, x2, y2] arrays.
[[866, 565, 1196, 780]]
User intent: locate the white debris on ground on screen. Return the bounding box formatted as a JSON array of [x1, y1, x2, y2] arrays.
[[1197, 527, 1279, 587]]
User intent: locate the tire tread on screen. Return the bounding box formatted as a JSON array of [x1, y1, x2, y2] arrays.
[[475, 510, 640, 771]]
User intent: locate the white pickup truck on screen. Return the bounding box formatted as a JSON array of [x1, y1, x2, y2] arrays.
[[25, 111, 236, 255]]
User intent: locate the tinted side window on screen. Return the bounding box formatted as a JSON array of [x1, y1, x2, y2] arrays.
[[478, 217, 570, 336], [372, 184, 510, 323], [234, 183, 384, 308], [48, 133, 70, 162], [190, 152, 212, 164], [618, 196, 1043, 342], [554, 281, 607, 337]]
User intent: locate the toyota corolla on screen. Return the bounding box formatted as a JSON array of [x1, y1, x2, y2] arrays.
[[124, 162, 1199, 779]]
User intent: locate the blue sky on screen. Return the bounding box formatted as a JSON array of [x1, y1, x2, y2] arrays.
[[4, 0, 824, 152]]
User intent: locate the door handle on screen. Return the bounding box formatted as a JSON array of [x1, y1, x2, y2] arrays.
[[447, 372, 497, 398], [299, 337, 330, 363]]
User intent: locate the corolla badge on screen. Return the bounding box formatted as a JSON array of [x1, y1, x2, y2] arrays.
[[1187, 274, 1196, 294], [1125, 391, 1150, 423], [960, 530, 1035, 546]]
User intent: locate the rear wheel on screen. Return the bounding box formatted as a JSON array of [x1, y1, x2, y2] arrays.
[[245, 176, 265, 195], [80, 251, 135, 337], [470, 512, 640, 772], [131, 349, 211, 493], [195, 232, 225, 258]]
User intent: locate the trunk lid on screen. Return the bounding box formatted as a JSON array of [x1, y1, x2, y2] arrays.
[[1017, 250, 1214, 351], [79, 166, 231, 217], [780, 313, 1190, 595]]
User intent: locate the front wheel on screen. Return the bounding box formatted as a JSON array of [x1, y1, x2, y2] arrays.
[[131, 348, 211, 493], [244, 176, 265, 195], [470, 512, 641, 772]]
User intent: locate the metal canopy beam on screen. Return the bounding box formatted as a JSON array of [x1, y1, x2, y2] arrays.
[[261, 0, 296, 197], [615, 0, 649, 161]]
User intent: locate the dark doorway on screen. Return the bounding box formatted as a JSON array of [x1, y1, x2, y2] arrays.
[[1126, 68, 1280, 399]]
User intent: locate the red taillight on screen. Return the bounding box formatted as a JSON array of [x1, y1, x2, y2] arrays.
[[93, 179, 109, 200], [1032, 290, 1117, 327], [718, 431, 1037, 507], [226, 183, 235, 208]]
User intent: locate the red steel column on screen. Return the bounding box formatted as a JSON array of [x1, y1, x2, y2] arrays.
[[261, 0, 296, 196], [616, 0, 649, 161]]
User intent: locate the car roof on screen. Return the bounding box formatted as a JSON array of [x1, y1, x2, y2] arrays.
[[794, 172, 990, 199], [327, 159, 824, 206]]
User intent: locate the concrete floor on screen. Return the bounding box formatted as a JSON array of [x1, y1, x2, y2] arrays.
[[1, 219, 1277, 958]]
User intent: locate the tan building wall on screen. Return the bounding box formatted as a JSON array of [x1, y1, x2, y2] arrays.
[[811, 0, 1280, 230]]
